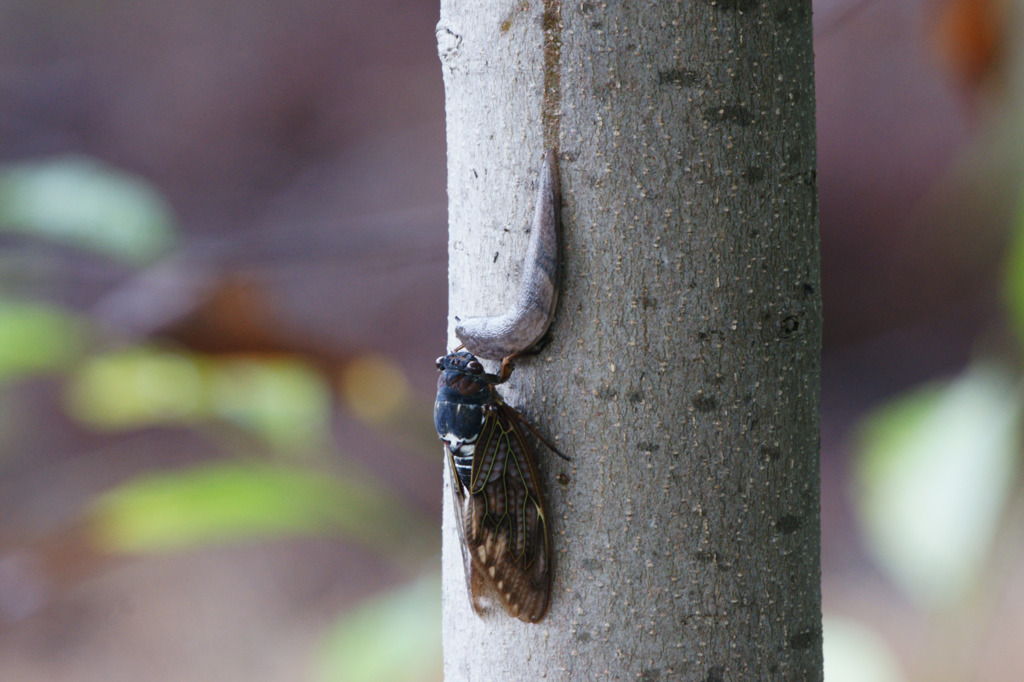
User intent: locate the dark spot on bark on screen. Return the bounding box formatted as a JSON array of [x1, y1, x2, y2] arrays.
[[776, 514, 803, 534], [493, 251, 499, 263], [802, 282, 815, 295], [596, 386, 617, 400], [637, 441, 660, 452], [640, 667, 662, 681], [703, 104, 754, 127], [659, 68, 699, 88], [499, 1, 530, 34], [706, 0, 758, 11], [542, 7, 559, 31], [742, 165, 764, 184], [695, 550, 731, 571], [697, 330, 708, 341], [556, 472, 570, 485], [761, 445, 781, 462], [576, 630, 592, 643], [691, 393, 718, 412], [775, 6, 808, 23], [779, 310, 804, 337], [642, 295, 658, 309], [628, 390, 644, 403], [789, 627, 821, 650], [704, 664, 725, 682]]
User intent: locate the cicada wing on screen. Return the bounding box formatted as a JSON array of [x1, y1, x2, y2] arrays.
[[463, 403, 552, 623], [445, 446, 484, 615]]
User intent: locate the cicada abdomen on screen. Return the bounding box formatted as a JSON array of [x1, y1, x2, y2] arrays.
[[434, 350, 559, 623]]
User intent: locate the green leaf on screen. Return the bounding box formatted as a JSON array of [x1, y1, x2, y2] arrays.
[[823, 616, 905, 682], [66, 348, 204, 427], [66, 349, 332, 452], [207, 357, 333, 453], [89, 462, 398, 554], [1006, 194, 1024, 348], [315, 574, 441, 682], [0, 300, 85, 381], [854, 365, 1020, 609], [0, 155, 176, 264]]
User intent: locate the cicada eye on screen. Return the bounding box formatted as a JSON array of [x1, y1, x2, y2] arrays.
[[435, 356, 446, 369], [467, 360, 484, 374]]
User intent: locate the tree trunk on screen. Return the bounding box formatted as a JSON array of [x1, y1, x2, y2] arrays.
[[437, 1, 821, 679]]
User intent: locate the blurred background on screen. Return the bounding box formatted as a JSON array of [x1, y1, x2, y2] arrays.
[[0, 0, 1020, 680]]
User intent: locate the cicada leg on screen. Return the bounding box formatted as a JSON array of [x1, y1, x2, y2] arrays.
[[501, 401, 571, 462], [497, 353, 523, 383]]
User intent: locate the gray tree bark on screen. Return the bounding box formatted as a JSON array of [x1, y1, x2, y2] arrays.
[[437, 1, 821, 680]]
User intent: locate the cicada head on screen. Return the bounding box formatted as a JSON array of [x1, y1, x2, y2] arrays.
[[435, 351, 494, 395], [436, 350, 485, 376]]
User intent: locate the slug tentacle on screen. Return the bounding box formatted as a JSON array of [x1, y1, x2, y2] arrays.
[[455, 149, 560, 361]]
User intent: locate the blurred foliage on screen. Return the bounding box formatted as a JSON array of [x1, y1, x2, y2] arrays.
[[340, 354, 412, 426], [823, 616, 906, 682], [87, 461, 428, 556], [67, 348, 334, 454], [833, 174, 1024, 681], [0, 155, 176, 264], [0, 300, 87, 382], [854, 365, 1019, 610], [0, 155, 440, 679], [315, 573, 442, 682], [1004, 195, 1024, 345], [339, 353, 439, 452]]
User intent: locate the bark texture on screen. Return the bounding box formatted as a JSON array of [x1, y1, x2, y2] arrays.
[[437, 1, 821, 679]]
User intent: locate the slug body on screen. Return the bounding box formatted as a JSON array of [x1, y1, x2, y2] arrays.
[[455, 149, 560, 361]]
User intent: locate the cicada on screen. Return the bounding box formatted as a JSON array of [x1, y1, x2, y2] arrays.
[[434, 350, 566, 623]]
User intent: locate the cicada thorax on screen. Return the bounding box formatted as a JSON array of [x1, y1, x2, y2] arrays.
[[434, 353, 492, 488], [434, 350, 553, 623]]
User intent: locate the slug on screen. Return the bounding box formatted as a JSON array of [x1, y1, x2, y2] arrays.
[[455, 149, 561, 361]]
